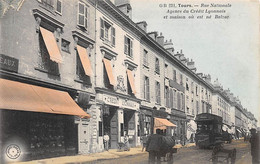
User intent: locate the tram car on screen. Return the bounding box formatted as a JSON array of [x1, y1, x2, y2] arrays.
[[195, 113, 224, 148]]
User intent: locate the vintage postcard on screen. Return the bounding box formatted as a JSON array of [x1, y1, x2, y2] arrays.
[[0, 0, 259, 163]]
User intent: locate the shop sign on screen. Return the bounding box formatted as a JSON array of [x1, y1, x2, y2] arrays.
[[0, 54, 19, 72], [121, 99, 139, 110], [103, 94, 119, 106]]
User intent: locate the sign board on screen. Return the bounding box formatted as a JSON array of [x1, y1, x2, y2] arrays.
[[0, 54, 19, 72]]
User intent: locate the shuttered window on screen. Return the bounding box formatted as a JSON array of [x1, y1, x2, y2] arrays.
[[56, 0, 62, 14], [78, 2, 88, 30], [100, 18, 115, 47], [124, 36, 133, 57], [144, 76, 150, 101]]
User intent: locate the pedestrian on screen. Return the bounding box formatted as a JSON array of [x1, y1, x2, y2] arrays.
[[142, 134, 148, 152], [146, 129, 163, 164], [124, 133, 130, 151], [249, 128, 260, 164], [104, 132, 110, 151]]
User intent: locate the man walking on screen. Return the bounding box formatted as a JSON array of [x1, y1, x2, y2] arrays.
[[146, 129, 163, 164]]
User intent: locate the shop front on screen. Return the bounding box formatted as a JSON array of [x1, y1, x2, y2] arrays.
[[0, 79, 90, 162], [170, 108, 187, 145], [95, 88, 140, 150], [139, 106, 153, 136]]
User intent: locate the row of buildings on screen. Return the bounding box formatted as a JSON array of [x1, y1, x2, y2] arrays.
[[0, 0, 258, 162]]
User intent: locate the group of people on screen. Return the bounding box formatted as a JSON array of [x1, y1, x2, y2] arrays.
[[103, 132, 130, 151], [249, 128, 260, 164]]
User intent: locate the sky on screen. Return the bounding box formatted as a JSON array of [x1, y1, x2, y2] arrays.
[[130, 0, 260, 125]]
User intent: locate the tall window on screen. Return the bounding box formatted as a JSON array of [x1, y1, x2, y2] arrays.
[[196, 101, 199, 114], [144, 76, 150, 101], [155, 57, 160, 74], [124, 36, 133, 57], [180, 74, 183, 85], [196, 86, 198, 96], [165, 86, 170, 108], [155, 81, 161, 104], [170, 89, 173, 108], [78, 2, 88, 30], [173, 69, 177, 82], [100, 18, 115, 46], [143, 49, 149, 66], [38, 32, 59, 75], [165, 64, 168, 78], [76, 49, 90, 83], [39, 0, 62, 14], [177, 92, 181, 110]]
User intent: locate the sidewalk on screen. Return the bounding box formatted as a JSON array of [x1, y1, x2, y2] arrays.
[[11, 147, 146, 164], [10, 144, 196, 164]]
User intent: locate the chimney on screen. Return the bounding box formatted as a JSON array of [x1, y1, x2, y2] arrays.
[[114, 0, 132, 19], [136, 21, 147, 32], [156, 32, 164, 46], [174, 51, 181, 60], [179, 50, 186, 63], [187, 59, 197, 72], [148, 31, 158, 40], [205, 74, 211, 83], [164, 39, 174, 55], [197, 73, 203, 78]]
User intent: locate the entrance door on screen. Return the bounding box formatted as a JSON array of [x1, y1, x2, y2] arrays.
[[78, 123, 89, 154], [124, 110, 135, 147], [110, 109, 118, 149]]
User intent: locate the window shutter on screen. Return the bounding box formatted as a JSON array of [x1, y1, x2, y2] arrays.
[[124, 36, 128, 54], [170, 89, 173, 108], [84, 6, 88, 29], [147, 77, 150, 101], [111, 27, 115, 46], [78, 2, 85, 27], [56, 0, 62, 14], [130, 40, 133, 57], [100, 18, 104, 39]]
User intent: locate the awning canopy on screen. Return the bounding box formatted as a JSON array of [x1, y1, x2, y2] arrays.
[[103, 58, 115, 86], [40, 27, 62, 63], [0, 79, 90, 118], [126, 69, 136, 94], [76, 45, 92, 76], [154, 117, 176, 130]]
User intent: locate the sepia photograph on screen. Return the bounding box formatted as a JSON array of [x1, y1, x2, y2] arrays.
[[0, 0, 259, 163]]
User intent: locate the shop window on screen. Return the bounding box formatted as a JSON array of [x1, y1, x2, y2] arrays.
[[124, 36, 133, 57], [155, 81, 160, 104], [100, 18, 115, 46], [99, 121, 103, 136], [143, 49, 149, 67], [155, 57, 160, 74], [144, 76, 150, 101], [38, 31, 59, 75], [120, 123, 124, 136], [77, 2, 88, 30]]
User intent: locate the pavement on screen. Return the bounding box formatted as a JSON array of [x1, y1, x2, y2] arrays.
[[10, 144, 196, 164]]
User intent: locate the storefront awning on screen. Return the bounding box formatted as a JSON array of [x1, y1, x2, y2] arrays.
[[103, 58, 115, 86], [76, 45, 92, 76], [40, 27, 62, 63], [0, 79, 90, 118], [126, 69, 136, 94], [154, 117, 176, 130]]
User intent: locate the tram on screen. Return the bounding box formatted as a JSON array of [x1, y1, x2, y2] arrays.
[[194, 113, 224, 148]]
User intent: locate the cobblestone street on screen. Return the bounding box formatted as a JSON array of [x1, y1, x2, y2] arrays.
[[90, 139, 250, 164]]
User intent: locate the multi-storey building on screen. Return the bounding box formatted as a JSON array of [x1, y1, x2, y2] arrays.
[[0, 0, 96, 161], [94, 0, 141, 150]]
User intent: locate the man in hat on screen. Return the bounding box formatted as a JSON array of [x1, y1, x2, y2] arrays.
[[249, 128, 259, 164]]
